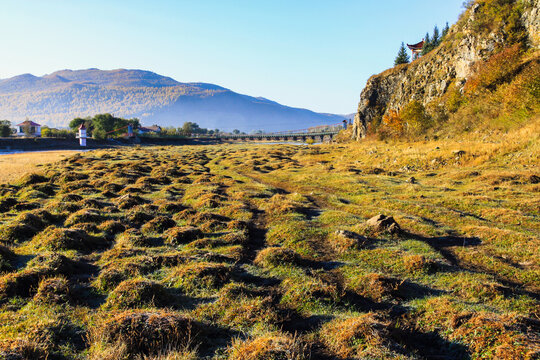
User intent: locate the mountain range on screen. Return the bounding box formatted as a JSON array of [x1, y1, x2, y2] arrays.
[[0, 69, 345, 132]]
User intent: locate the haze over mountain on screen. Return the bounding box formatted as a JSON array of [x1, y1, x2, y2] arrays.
[[0, 69, 344, 132]]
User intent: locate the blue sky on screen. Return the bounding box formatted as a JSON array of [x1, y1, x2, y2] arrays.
[[0, 1, 464, 114]]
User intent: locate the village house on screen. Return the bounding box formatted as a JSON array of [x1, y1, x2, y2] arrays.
[[15, 120, 42, 137]]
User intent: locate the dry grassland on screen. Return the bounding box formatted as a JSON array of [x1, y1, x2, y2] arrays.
[[0, 125, 538, 359], [0, 151, 80, 184]]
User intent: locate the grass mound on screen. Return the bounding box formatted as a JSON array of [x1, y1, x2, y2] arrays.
[[319, 314, 396, 359], [104, 278, 172, 309], [94, 268, 128, 292], [0, 340, 47, 360], [165, 226, 204, 245], [254, 247, 302, 268], [166, 262, 231, 294], [116, 194, 147, 210], [1, 253, 81, 299], [91, 310, 198, 356], [0, 210, 57, 244], [28, 252, 82, 275], [98, 220, 126, 235], [31, 226, 110, 252], [227, 332, 308, 360], [0, 196, 17, 212], [402, 254, 438, 274], [0, 245, 14, 272], [34, 276, 71, 304], [194, 283, 281, 330], [141, 216, 177, 234], [0, 268, 45, 299], [18, 173, 48, 186], [115, 228, 155, 247], [64, 209, 105, 227], [329, 230, 371, 253]]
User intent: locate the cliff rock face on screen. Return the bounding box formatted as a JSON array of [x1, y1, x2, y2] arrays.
[[352, 0, 539, 140], [522, 0, 540, 48]]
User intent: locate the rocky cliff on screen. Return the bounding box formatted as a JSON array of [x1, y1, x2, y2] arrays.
[[352, 0, 540, 140]]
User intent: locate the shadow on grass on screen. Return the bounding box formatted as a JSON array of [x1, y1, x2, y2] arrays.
[[391, 327, 471, 360], [405, 232, 481, 266]]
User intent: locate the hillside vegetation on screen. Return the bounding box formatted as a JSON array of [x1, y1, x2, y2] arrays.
[[352, 0, 540, 140], [0, 123, 538, 359]]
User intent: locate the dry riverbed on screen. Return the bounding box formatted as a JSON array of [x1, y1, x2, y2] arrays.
[[0, 134, 538, 359]]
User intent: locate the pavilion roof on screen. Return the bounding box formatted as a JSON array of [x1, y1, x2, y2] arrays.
[[407, 40, 424, 50]]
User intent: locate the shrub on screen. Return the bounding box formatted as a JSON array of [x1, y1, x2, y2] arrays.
[[379, 109, 405, 138], [400, 100, 433, 135], [465, 44, 524, 93]]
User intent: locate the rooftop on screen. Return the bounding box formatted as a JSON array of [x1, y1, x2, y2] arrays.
[[16, 120, 41, 127]]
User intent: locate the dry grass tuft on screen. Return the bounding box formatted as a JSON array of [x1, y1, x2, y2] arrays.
[[166, 262, 231, 294], [165, 227, 204, 245], [90, 310, 198, 356], [34, 276, 71, 304], [319, 313, 392, 359], [227, 332, 309, 360], [254, 247, 302, 268], [104, 278, 172, 309]]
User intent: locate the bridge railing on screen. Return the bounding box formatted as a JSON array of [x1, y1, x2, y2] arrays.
[[187, 122, 347, 139]]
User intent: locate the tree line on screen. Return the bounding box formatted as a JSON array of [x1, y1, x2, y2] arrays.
[[0, 115, 247, 139]]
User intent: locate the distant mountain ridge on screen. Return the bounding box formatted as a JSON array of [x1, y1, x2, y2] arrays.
[[0, 69, 344, 132]]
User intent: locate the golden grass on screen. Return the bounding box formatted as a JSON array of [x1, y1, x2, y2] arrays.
[[0, 129, 537, 359], [0, 150, 80, 184]]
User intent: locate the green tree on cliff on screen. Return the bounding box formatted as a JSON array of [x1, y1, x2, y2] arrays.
[[442, 22, 450, 39], [432, 25, 440, 47], [394, 42, 410, 65], [421, 33, 431, 55]]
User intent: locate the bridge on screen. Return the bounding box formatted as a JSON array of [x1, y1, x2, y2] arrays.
[[192, 122, 345, 143]]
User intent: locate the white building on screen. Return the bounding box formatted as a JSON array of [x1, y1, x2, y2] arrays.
[[15, 120, 41, 137]]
